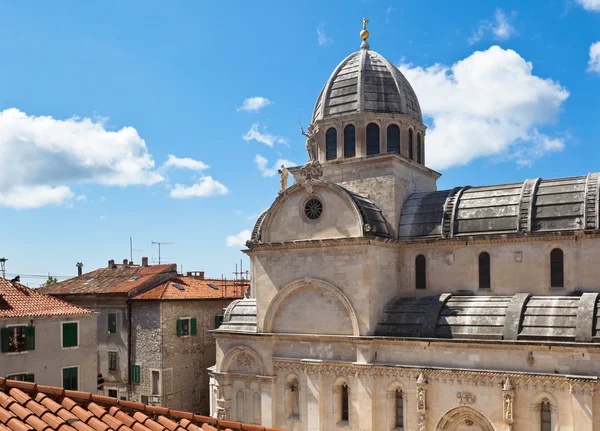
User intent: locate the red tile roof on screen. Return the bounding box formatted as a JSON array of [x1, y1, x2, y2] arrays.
[[0, 377, 283, 431], [0, 278, 93, 318], [39, 264, 176, 296], [132, 277, 247, 301]]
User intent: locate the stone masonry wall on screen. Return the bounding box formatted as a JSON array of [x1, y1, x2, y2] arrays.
[[130, 302, 162, 404]]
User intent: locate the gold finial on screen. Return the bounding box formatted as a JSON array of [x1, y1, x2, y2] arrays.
[[360, 16, 370, 41]]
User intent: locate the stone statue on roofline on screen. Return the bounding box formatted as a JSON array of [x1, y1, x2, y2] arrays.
[[300, 122, 318, 162], [278, 164, 289, 194]]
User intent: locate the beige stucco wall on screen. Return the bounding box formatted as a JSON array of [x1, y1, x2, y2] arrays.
[[0, 314, 97, 392]]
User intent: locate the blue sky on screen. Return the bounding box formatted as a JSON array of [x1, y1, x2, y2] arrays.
[[0, 1, 598, 286]]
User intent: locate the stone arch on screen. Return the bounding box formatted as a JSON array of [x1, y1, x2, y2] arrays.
[[530, 391, 559, 430], [263, 278, 360, 336], [437, 407, 494, 431], [220, 346, 265, 375], [386, 380, 407, 431]]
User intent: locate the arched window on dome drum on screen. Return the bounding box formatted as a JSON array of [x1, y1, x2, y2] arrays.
[[417, 133, 422, 164], [408, 129, 414, 160], [344, 125, 356, 158], [387, 124, 401, 154], [415, 255, 426, 290], [550, 248, 564, 288], [366, 123, 380, 155], [326, 128, 337, 160], [479, 252, 491, 289]]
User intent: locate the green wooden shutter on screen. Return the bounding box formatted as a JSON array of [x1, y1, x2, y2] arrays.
[[62, 323, 78, 348], [25, 374, 35, 382], [135, 365, 140, 383], [176, 319, 182, 337], [214, 315, 224, 329], [25, 326, 35, 351], [108, 313, 117, 333], [63, 367, 78, 390], [190, 318, 197, 335], [1, 327, 9, 353]]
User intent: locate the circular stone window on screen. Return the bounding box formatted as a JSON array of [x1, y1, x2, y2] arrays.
[[304, 198, 323, 220]]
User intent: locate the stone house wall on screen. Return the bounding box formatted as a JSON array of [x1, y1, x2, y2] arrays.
[[130, 301, 161, 404]]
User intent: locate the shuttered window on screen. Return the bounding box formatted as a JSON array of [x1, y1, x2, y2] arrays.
[[131, 364, 141, 383], [1, 326, 34, 353], [366, 123, 380, 155], [479, 252, 491, 289], [62, 367, 78, 390], [108, 351, 117, 371], [344, 125, 356, 158], [550, 248, 564, 288], [416, 255, 426, 289], [62, 322, 78, 348], [176, 318, 195, 336], [326, 128, 337, 160], [387, 124, 400, 153], [215, 315, 224, 329], [108, 313, 117, 334], [7, 374, 34, 382]]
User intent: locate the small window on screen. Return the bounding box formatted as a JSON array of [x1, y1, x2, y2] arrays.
[[415, 255, 426, 290], [176, 318, 196, 336], [7, 374, 34, 382], [344, 125, 356, 158], [395, 390, 404, 429], [387, 124, 401, 153], [108, 389, 118, 398], [479, 252, 491, 289], [129, 276, 140, 281], [541, 399, 552, 431], [341, 384, 349, 422], [408, 129, 414, 160], [417, 133, 422, 163], [152, 370, 160, 395], [62, 367, 78, 390], [131, 364, 141, 383], [286, 377, 300, 420], [215, 315, 224, 329], [107, 313, 117, 334], [141, 395, 149, 405], [550, 248, 564, 288], [108, 351, 118, 371], [304, 198, 323, 220], [62, 322, 78, 348], [1, 325, 34, 353], [326, 128, 337, 160], [366, 123, 380, 155]]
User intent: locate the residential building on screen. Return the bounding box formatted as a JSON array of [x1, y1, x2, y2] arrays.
[[40, 258, 177, 399], [211, 23, 600, 430], [130, 273, 246, 415], [0, 376, 284, 431], [0, 277, 97, 392]]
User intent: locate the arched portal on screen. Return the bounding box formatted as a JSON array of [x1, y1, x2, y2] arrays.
[[437, 407, 494, 431]]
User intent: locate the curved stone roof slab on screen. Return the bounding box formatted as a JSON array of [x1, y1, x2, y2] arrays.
[[217, 298, 257, 332]]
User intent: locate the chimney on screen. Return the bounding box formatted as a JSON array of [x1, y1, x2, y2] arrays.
[[141, 257, 149, 267], [76, 262, 84, 276], [199, 271, 205, 280], [108, 259, 115, 269], [123, 259, 128, 266]]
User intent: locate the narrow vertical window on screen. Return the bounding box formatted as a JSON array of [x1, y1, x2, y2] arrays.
[[344, 125, 356, 157], [416, 255, 426, 289], [479, 252, 491, 289], [550, 248, 564, 288], [387, 124, 400, 153], [417, 133, 422, 163], [408, 129, 414, 160], [395, 390, 404, 429], [541, 399, 552, 431], [236, 390, 245, 422], [151, 370, 160, 395], [326, 128, 337, 160], [108, 313, 117, 334], [108, 351, 118, 371], [286, 377, 300, 419], [366, 123, 380, 155], [341, 384, 349, 422]]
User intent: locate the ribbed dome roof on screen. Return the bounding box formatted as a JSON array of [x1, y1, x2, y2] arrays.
[[312, 48, 422, 123]]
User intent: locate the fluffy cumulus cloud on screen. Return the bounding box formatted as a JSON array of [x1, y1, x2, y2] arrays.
[[237, 97, 272, 113], [243, 123, 288, 147], [468, 9, 516, 45], [226, 229, 251, 247], [577, 0, 600, 11], [316, 23, 333, 46], [170, 176, 228, 198], [588, 42, 600, 74], [254, 154, 295, 177], [163, 154, 209, 171], [0, 108, 163, 208], [399, 46, 569, 169]]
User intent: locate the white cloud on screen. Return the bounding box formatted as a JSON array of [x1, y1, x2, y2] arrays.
[[99, 215, 107, 220], [254, 154, 296, 177], [226, 229, 251, 247], [317, 23, 333, 46], [588, 41, 600, 74], [237, 97, 273, 113], [170, 176, 228, 198], [399, 46, 569, 169], [577, 0, 600, 11], [163, 154, 209, 171], [243, 123, 288, 147], [385, 7, 396, 23], [0, 108, 163, 209], [468, 9, 516, 45]]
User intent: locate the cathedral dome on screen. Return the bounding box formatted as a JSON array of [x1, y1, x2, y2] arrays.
[[312, 46, 423, 123]]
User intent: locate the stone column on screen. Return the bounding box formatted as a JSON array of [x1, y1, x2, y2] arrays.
[[337, 122, 344, 159], [260, 377, 275, 428], [570, 383, 594, 430], [305, 367, 321, 431], [356, 120, 366, 157], [380, 122, 387, 154], [354, 372, 374, 430], [401, 127, 410, 159]]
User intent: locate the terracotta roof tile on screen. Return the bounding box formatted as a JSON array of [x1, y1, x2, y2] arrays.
[[0, 378, 283, 430], [39, 265, 176, 296], [0, 279, 93, 318], [132, 277, 247, 301]]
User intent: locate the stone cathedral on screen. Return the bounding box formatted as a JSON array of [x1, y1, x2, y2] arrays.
[[210, 22, 600, 431]]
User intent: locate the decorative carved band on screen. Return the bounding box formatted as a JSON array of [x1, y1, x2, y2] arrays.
[[584, 172, 600, 230], [518, 178, 540, 232], [441, 187, 462, 239], [449, 186, 471, 238]]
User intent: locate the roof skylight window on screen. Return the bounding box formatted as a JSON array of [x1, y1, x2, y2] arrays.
[[129, 276, 141, 281], [84, 278, 95, 284], [173, 283, 185, 291], [208, 283, 219, 290]]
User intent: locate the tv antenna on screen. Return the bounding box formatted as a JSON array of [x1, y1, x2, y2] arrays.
[[0, 257, 7, 279], [151, 241, 173, 264], [129, 237, 143, 263]]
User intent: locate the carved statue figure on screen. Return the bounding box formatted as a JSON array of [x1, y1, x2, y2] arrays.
[[417, 387, 427, 411], [418, 414, 426, 431], [278, 164, 289, 193], [504, 394, 513, 421], [301, 123, 318, 162]]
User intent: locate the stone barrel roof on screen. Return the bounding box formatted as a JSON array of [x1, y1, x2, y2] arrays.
[[217, 298, 258, 332], [312, 49, 422, 123], [375, 292, 600, 343], [398, 174, 600, 239]]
